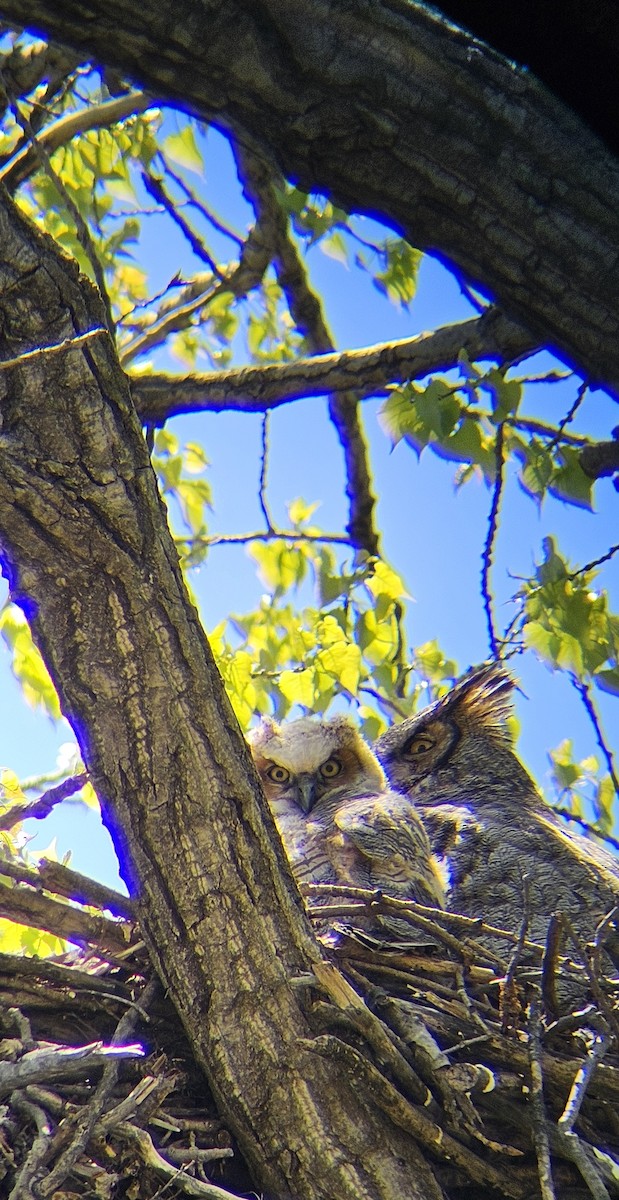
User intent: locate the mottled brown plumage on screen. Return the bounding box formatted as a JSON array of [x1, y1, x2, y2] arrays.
[[248, 714, 445, 937], [375, 664, 619, 974]]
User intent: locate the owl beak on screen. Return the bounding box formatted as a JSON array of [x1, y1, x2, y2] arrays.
[[296, 775, 317, 814]]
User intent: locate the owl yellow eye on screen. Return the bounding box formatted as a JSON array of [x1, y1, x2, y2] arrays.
[[266, 764, 291, 784], [404, 735, 435, 756], [319, 757, 342, 779]]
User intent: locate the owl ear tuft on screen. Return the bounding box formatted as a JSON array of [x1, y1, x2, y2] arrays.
[[449, 662, 516, 740], [247, 716, 280, 751]]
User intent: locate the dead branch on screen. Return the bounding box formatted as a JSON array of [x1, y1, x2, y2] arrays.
[[0, 1041, 144, 1099], [0, 875, 134, 956], [0, 850, 617, 1200], [37, 858, 135, 919]]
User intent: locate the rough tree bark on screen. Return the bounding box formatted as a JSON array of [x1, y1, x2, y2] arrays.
[[0, 193, 444, 1199], [2, 0, 619, 394]]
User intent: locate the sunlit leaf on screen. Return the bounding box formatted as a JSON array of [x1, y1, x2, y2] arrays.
[[320, 230, 348, 266], [374, 239, 422, 307], [279, 668, 316, 709], [163, 126, 204, 174], [0, 605, 61, 718], [550, 446, 594, 510]]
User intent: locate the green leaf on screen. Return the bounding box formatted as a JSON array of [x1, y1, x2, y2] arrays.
[[444, 418, 495, 478], [549, 740, 581, 789], [595, 667, 619, 696], [519, 439, 554, 503], [163, 126, 204, 174], [279, 668, 316, 709], [320, 230, 349, 266], [288, 497, 320, 526], [484, 370, 522, 420], [413, 380, 461, 440], [378, 388, 417, 448], [249, 542, 308, 594], [550, 446, 594, 510], [374, 239, 422, 307], [415, 641, 458, 682], [0, 605, 61, 718], [366, 560, 409, 604], [595, 774, 616, 827], [317, 642, 362, 695], [536, 536, 568, 584]]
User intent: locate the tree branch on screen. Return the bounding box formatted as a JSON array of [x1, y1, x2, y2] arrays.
[[132, 307, 536, 422], [235, 143, 380, 556], [0, 177, 442, 1200], [580, 439, 619, 480], [0, 772, 87, 830], [2, 0, 618, 390], [0, 90, 154, 191]]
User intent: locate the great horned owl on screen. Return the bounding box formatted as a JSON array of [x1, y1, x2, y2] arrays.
[[248, 714, 445, 935], [375, 663, 619, 968]]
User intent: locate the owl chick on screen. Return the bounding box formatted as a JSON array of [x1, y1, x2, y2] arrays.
[[248, 714, 445, 937], [375, 663, 619, 970]]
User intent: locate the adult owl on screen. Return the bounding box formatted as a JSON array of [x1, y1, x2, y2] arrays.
[[248, 714, 445, 936], [375, 663, 619, 970]]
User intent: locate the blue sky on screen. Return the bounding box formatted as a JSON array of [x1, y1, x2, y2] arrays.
[[1, 118, 617, 888]]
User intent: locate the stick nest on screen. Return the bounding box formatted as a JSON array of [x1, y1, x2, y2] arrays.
[[0, 866, 618, 1200]]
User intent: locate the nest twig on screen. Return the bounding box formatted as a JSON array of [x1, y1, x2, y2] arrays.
[[0, 866, 617, 1199]]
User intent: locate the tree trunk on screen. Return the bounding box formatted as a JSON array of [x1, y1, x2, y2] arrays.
[[0, 191, 445, 1198], [5, 0, 619, 395]]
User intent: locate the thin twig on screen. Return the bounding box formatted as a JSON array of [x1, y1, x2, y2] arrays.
[[526, 995, 556, 1200], [501, 875, 530, 1032], [568, 543, 619, 578], [258, 412, 274, 531], [546, 381, 589, 454], [38, 976, 159, 1197], [540, 914, 564, 1020], [120, 203, 273, 364], [158, 156, 244, 246], [141, 169, 224, 279], [236, 142, 380, 557], [553, 1129, 612, 1200], [549, 806, 619, 854], [569, 675, 619, 797], [0, 773, 87, 830], [558, 1032, 609, 1135], [7, 1093, 52, 1200], [111, 1123, 240, 1199], [481, 422, 506, 657], [181, 528, 350, 548]]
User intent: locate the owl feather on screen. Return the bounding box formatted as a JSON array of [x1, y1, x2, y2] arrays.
[[375, 662, 619, 998], [248, 714, 446, 940]]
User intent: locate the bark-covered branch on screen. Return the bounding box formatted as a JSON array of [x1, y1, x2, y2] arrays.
[[0, 771, 86, 829], [0, 187, 441, 1199], [236, 143, 380, 556], [2, 0, 619, 392], [132, 307, 536, 421], [580, 439, 619, 480], [0, 90, 154, 191]]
